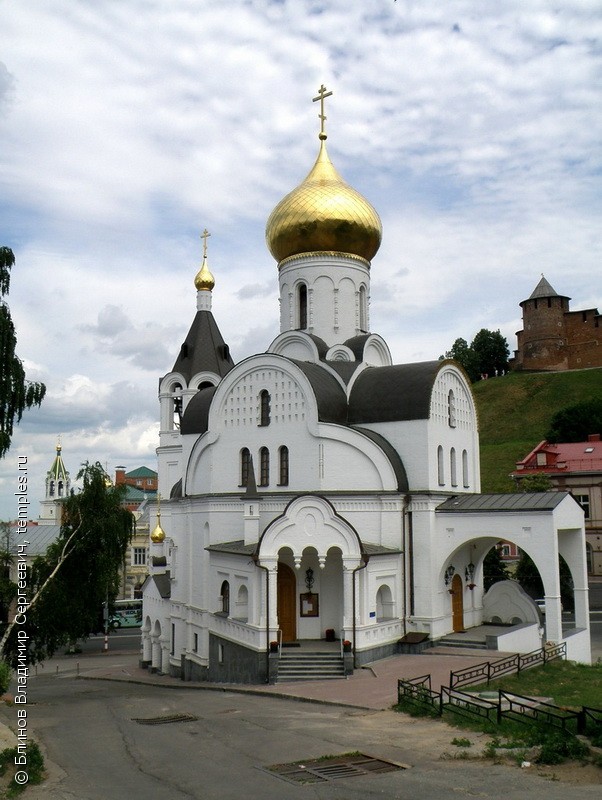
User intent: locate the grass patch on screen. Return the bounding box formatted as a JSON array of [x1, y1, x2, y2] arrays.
[[0, 741, 45, 796], [473, 369, 602, 491], [468, 660, 602, 709]]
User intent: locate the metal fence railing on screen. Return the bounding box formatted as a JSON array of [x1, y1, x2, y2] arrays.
[[396, 643, 601, 740], [449, 642, 566, 691]]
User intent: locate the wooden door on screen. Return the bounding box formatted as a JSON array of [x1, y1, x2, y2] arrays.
[[277, 563, 297, 642], [451, 573, 464, 632]]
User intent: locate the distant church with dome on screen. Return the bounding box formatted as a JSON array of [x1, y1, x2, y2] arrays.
[[142, 88, 590, 682]]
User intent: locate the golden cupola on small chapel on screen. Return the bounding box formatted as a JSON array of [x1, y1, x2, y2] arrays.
[[266, 86, 382, 265]]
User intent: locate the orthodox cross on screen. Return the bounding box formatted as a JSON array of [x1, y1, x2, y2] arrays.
[[312, 83, 333, 139], [201, 228, 211, 258]]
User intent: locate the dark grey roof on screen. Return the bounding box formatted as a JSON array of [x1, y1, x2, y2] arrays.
[[343, 334, 371, 360], [206, 540, 256, 556], [290, 360, 348, 423], [525, 275, 570, 303], [206, 538, 400, 558], [152, 573, 171, 599], [170, 478, 183, 498], [181, 385, 216, 435], [170, 310, 235, 383], [306, 334, 330, 358], [9, 525, 60, 556], [353, 426, 409, 492], [362, 542, 402, 556], [436, 492, 570, 513], [323, 360, 362, 384], [348, 361, 441, 424]]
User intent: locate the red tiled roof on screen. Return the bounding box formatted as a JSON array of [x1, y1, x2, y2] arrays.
[[514, 438, 602, 475]]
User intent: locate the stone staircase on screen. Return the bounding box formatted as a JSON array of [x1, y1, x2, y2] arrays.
[[276, 650, 346, 682], [434, 632, 489, 651]]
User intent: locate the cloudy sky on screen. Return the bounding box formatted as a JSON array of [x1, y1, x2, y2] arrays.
[[1, 0, 600, 520]]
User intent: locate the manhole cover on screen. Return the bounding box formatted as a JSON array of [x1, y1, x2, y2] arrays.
[[262, 753, 408, 785], [132, 713, 199, 725]]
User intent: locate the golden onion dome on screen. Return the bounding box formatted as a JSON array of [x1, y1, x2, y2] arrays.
[[194, 254, 215, 292], [150, 520, 165, 543], [266, 138, 382, 264]]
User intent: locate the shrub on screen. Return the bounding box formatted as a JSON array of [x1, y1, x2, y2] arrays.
[[0, 661, 11, 695]]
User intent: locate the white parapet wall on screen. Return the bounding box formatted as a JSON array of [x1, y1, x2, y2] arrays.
[[485, 622, 541, 653], [563, 627, 592, 665]]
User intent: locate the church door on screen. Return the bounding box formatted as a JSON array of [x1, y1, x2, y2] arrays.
[[451, 573, 464, 632], [277, 563, 297, 642]]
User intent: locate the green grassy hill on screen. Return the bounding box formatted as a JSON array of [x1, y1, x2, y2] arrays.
[[473, 368, 602, 493]]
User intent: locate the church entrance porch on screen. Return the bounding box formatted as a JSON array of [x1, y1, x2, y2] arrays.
[[259, 495, 365, 647]]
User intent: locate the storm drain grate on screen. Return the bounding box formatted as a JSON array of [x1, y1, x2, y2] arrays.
[[132, 713, 199, 725], [262, 753, 408, 785]]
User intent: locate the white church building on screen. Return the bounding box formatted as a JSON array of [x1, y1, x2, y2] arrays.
[[142, 91, 590, 682]]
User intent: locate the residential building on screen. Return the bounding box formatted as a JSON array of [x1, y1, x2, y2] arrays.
[[513, 434, 602, 575]]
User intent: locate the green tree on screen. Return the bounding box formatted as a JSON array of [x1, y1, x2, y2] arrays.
[[0, 522, 16, 624], [546, 398, 602, 443], [483, 544, 510, 591], [0, 247, 46, 457], [443, 337, 479, 381], [442, 328, 510, 382], [1, 463, 133, 665], [516, 473, 553, 493], [514, 551, 574, 611], [471, 328, 509, 378]]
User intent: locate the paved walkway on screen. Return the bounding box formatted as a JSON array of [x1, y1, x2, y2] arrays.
[[75, 646, 510, 711]]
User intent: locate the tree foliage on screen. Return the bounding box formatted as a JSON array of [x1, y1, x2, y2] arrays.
[[514, 551, 574, 611], [442, 328, 509, 382], [546, 398, 602, 443], [483, 545, 510, 591], [0, 247, 46, 458], [1, 463, 133, 665], [516, 473, 553, 493]]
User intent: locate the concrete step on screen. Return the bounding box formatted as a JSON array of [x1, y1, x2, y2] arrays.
[[276, 651, 346, 682], [436, 637, 488, 650]]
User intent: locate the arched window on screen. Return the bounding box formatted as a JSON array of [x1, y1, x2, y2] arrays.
[[172, 383, 183, 429], [58, 480, 64, 497], [259, 390, 271, 426], [462, 449, 469, 488], [236, 585, 249, 622], [220, 581, 230, 615], [437, 445, 445, 486], [448, 389, 456, 428], [376, 585, 394, 621], [359, 285, 367, 331], [278, 446, 289, 486], [240, 448, 251, 487], [49, 480, 55, 497], [259, 447, 270, 487], [450, 448, 457, 487], [298, 283, 308, 329]]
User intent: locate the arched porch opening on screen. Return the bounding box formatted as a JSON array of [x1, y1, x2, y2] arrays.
[[258, 496, 363, 645]]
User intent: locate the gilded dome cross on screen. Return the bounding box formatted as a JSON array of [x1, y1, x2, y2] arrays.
[[312, 84, 333, 140], [201, 228, 211, 258]]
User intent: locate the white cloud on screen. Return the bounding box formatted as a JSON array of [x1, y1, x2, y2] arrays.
[[0, 0, 600, 518]]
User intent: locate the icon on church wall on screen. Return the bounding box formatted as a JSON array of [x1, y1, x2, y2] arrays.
[[300, 593, 319, 617]]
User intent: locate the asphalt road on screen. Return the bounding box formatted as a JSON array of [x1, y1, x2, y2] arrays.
[[2, 668, 600, 800]]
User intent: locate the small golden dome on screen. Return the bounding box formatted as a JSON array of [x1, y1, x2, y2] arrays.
[[194, 255, 215, 292], [266, 139, 382, 264], [150, 521, 165, 543]]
